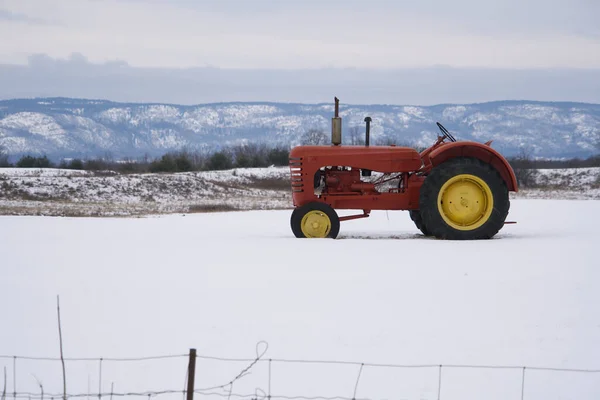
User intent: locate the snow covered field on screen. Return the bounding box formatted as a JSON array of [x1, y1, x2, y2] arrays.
[[1, 200, 599, 400], [0, 167, 291, 216]]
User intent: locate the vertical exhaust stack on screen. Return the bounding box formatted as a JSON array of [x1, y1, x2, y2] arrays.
[[364, 116, 371, 147], [332, 97, 342, 145], [362, 116, 372, 177]]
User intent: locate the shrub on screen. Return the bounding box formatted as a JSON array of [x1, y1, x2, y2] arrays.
[[234, 153, 253, 168], [117, 159, 152, 174], [207, 151, 233, 170], [150, 154, 177, 173], [266, 147, 289, 166], [59, 158, 85, 170], [249, 177, 290, 190], [70, 159, 84, 169], [16, 155, 53, 168], [149, 151, 194, 173], [84, 158, 111, 171], [118, 161, 141, 173], [188, 204, 238, 213], [174, 152, 193, 172], [231, 144, 266, 168]]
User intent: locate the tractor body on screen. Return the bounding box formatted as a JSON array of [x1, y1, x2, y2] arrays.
[[290, 145, 423, 212], [289, 98, 518, 240]]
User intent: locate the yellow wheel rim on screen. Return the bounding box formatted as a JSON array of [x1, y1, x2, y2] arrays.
[[437, 174, 494, 231], [300, 210, 331, 238]]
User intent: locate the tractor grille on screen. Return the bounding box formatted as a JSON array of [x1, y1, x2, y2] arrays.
[[289, 157, 304, 193]]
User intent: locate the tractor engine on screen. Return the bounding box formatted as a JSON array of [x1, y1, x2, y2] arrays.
[[321, 168, 377, 194]]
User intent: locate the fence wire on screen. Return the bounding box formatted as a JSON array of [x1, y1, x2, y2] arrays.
[[1, 344, 599, 400]]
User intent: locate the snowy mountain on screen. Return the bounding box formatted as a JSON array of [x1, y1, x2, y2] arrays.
[[0, 97, 599, 159]]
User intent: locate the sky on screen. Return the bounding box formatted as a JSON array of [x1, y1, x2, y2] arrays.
[[1, 0, 600, 104]]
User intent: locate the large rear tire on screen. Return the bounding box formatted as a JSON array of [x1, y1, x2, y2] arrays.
[[419, 157, 509, 240], [290, 202, 340, 239], [409, 210, 431, 236]]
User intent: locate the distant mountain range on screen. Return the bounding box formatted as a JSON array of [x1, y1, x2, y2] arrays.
[[0, 97, 598, 159]]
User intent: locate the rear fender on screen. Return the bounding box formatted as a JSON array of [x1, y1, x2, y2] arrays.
[[428, 142, 518, 192]]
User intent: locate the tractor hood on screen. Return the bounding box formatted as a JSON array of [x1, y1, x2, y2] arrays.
[[290, 145, 422, 173]]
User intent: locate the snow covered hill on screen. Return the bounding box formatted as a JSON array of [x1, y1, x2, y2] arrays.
[[0, 166, 598, 217], [1, 98, 599, 159]]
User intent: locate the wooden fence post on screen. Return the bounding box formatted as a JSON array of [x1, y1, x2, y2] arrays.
[[187, 349, 197, 400]]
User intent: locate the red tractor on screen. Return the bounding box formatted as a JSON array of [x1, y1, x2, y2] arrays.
[[289, 98, 518, 240]]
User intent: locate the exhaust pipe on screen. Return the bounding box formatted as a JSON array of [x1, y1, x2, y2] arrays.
[[362, 116, 372, 177], [364, 116, 371, 147], [332, 97, 342, 145]]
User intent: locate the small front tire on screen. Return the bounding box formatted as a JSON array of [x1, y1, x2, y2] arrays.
[[290, 202, 340, 239]]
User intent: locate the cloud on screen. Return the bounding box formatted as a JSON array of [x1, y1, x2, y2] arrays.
[[1, 53, 600, 106], [0, 8, 57, 25], [140, 0, 600, 38], [0, 0, 600, 69], [27, 53, 129, 70]]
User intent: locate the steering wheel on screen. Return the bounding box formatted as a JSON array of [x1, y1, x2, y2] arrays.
[[436, 122, 457, 142]]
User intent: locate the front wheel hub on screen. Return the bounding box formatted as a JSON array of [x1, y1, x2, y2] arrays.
[[300, 210, 331, 238]]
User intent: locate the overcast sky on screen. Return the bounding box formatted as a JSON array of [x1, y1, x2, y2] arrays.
[[1, 0, 600, 104]]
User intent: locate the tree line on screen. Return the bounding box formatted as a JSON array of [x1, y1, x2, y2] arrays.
[[0, 144, 290, 173], [506, 147, 600, 187]]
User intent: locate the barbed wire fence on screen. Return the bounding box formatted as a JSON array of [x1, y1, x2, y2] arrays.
[[1, 342, 599, 400]]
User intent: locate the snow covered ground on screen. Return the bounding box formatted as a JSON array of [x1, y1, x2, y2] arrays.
[[0, 167, 291, 216], [519, 167, 600, 199], [0, 167, 599, 216], [1, 200, 599, 400]]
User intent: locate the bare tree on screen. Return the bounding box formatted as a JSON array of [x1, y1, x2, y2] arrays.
[[103, 151, 114, 162], [374, 136, 396, 146], [348, 126, 365, 145], [301, 129, 328, 146], [510, 146, 539, 188], [231, 143, 269, 168]]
